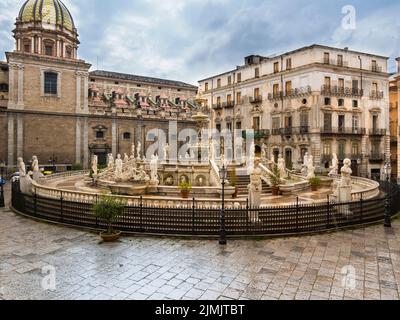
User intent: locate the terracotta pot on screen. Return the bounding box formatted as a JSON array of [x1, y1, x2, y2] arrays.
[[271, 186, 279, 196], [100, 231, 121, 242], [311, 185, 318, 192], [181, 190, 190, 199]]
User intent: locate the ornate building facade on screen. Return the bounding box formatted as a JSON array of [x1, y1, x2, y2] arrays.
[[199, 45, 391, 179], [0, 0, 198, 169], [389, 59, 400, 182]]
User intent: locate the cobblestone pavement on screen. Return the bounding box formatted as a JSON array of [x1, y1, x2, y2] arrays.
[[0, 185, 399, 300]]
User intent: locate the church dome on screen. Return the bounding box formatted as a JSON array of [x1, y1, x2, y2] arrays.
[[17, 0, 76, 33]]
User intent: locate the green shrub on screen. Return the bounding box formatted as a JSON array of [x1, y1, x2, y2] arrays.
[[93, 196, 126, 234], [267, 164, 281, 187], [309, 177, 321, 187], [178, 182, 192, 191]]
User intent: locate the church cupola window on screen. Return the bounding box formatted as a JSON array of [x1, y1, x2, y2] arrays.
[[44, 41, 55, 56]]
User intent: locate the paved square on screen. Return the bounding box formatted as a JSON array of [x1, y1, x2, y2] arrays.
[[0, 187, 399, 300]]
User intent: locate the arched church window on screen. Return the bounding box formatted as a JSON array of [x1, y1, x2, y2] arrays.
[[65, 46, 72, 58], [23, 39, 31, 53]]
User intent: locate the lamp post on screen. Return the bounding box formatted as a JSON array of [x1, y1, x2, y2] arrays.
[[219, 164, 227, 245], [0, 161, 6, 208]]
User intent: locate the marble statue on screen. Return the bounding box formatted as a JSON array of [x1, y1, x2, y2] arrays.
[[150, 154, 159, 183], [114, 154, 123, 180], [91, 155, 98, 176], [277, 154, 286, 178], [31, 155, 43, 181], [107, 154, 114, 170], [301, 152, 309, 176], [307, 155, 315, 179], [261, 143, 268, 161], [248, 158, 262, 222], [209, 138, 216, 161], [329, 153, 339, 176], [333, 158, 353, 212], [247, 142, 255, 175], [138, 165, 150, 182], [340, 158, 352, 187], [163, 143, 169, 161], [131, 143, 135, 159], [124, 153, 129, 163], [270, 154, 276, 166], [18, 157, 32, 195], [137, 141, 142, 160]]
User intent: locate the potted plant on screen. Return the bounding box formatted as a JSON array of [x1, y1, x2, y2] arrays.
[[268, 164, 281, 196], [230, 167, 239, 198], [93, 196, 126, 242], [179, 182, 192, 198], [309, 177, 321, 191]]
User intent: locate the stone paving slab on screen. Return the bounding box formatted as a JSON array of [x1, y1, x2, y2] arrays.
[[0, 186, 400, 300]]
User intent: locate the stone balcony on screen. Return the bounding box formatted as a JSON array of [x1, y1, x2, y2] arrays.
[[268, 86, 312, 101], [321, 127, 366, 135]]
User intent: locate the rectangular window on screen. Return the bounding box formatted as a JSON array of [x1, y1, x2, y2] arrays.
[[228, 76, 232, 85], [323, 143, 331, 155], [337, 54, 343, 66], [253, 117, 260, 131], [236, 92, 241, 104], [352, 142, 359, 156], [324, 77, 331, 88], [324, 52, 330, 64], [217, 97, 221, 107], [352, 100, 358, 108], [205, 82, 209, 91], [272, 117, 280, 134], [286, 58, 292, 70], [324, 113, 332, 131], [352, 115, 359, 132], [273, 84, 279, 97], [338, 142, 346, 159], [285, 81, 292, 95], [44, 72, 58, 95], [227, 94, 232, 104], [237, 73, 242, 83], [236, 122, 242, 130], [254, 88, 260, 99], [338, 78, 344, 89], [274, 62, 279, 73], [217, 79, 221, 88], [338, 115, 345, 132], [255, 68, 260, 78], [45, 45, 53, 56], [372, 82, 378, 92], [372, 60, 377, 72], [226, 122, 232, 131]]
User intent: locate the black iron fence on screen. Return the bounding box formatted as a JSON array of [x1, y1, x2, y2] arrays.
[[11, 181, 399, 238]]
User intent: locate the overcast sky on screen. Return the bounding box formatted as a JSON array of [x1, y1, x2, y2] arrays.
[[1, 0, 400, 85]]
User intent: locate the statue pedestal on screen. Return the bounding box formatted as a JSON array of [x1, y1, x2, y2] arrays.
[[20, 175, 33, 195], [338, 185, 352, 217], [147, 180, 159, 193]]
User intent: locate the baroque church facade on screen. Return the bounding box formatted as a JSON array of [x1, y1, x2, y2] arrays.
[[0, 0, 198, 169]]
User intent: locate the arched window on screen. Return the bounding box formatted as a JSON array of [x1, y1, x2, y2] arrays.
[[65, 46, 72, 59], [123, 132, 131, 140], [23, 39, 31, 53]]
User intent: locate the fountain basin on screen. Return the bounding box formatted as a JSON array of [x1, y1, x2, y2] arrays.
[[109, 183, 148, 196]]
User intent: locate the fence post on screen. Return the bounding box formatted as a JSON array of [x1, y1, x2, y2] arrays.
[[326, 195, 330, 228], [140, 196, 143, 232], [34, 187, 37, 217], [60, 191, 64, 223], [246, 198, 249, 233], [295, 197, 299, 232], [95, 194, 98, 228], [384, 195, 392, 228], [192, 197, 195, 235], [360, 194, 363, 222]]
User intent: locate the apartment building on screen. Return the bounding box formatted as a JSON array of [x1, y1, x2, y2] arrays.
[[199, 44, 390, 179]]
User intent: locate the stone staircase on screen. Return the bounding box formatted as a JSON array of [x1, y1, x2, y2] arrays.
[[229, 173, 271, 196]]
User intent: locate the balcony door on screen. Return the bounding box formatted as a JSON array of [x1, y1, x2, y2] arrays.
[[253, 117, 260, 131], [372, 115, 378, 132], [285, 149, 293, 170], [338, 115, 345, 132], [285, 116, 292, 134], [324, 113, 332, 131]]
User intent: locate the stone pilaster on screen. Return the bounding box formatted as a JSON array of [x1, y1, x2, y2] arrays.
[[83, 118, 89, 169], [75, 72, 81, 113], [7, 115, 14, 167], [112, 119, 117, 157], [75, 118, 81, 164], [83, 73, 89, 113], [17, 114, 24, 159], [7, 64, 15, 109], [17, 64, 24, 109]]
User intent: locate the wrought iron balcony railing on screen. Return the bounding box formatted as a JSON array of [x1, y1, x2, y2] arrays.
[[369, 91, 384, 100], [212, 104, 223, 110], [371, 65, 383, 72], [321, 85, 363, 97], [322, 154, 362, 161], [321, 127, 366, 135], [250, 96, 263, 104], [222, 101, 235, 109], [268, 86, 312, 101], [369, 153, 384, 161], [323, 59, 349, 67], [271, 127, 310, 136], [369, 129, 386, 136]]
